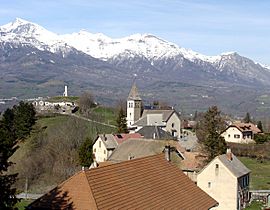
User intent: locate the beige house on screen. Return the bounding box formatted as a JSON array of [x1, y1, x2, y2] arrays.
[[197, 149, 250, 210], [92, 133, 141, 162], [221, 123, 261, 143]]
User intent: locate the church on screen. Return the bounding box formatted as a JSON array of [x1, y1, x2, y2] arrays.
[[126, 83, 182, 139]]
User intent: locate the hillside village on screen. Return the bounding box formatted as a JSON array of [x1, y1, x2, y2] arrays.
[[5, 83, 267, 210]]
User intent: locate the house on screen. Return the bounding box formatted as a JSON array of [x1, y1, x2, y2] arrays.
[[221, 122, 262, 143], [27, 153, 218, 210], [197, 149, 251, 210], [92, 133, 141, 162], [126, 83, 182, 138]]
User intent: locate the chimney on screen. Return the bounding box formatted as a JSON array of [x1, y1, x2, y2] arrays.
[[226, 148, 232, 161], [128, 154, 134, 160], [164, 145, 171, 161]]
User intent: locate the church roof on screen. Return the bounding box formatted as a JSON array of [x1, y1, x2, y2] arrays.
[[128, 83, 141, 100]]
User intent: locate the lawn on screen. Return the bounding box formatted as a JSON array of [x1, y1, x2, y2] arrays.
[[239, 157, 270, 190], [37, 115, 69, 129], [15, 199, 33, 210], [92, 106, 117, 126], [244, 201, 264, 210]]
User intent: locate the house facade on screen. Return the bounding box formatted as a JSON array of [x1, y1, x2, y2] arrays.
[[197, 149, 250, 210], [221, 122, 262, 143], [92, 133, 142, 162]]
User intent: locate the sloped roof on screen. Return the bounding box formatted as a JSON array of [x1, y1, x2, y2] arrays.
[[142, 109, 176, 122], [133, 109, 180, 126], [96, 133, 142, 150], [98, 134, 118, 149], [232, 122, 261, 134], [128, 82, 141, 100], [136, 125, 174, 140], [218, 153, 251, 177], [27, 170, 98, 210], [108, 138, 166, 162], [28, 154, 218, 210], [113, 133, 142, 144]]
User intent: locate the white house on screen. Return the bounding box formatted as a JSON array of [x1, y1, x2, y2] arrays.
[[92, 133, 142, 162], [221, 122, 262, 143], [197, 149, 250, 210]]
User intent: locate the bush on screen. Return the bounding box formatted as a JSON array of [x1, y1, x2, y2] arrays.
[[254, 133, 270, 144]]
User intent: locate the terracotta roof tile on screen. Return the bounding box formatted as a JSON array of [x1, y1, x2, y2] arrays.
[[28, 154, 218, 210], [232, 122, 262, 134]]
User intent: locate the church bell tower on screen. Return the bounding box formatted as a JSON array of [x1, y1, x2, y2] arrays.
[[126, 83, 142, 127]]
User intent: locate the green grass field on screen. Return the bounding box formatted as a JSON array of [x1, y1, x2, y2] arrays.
[[244, 201, 264, 210], [92, 106, 117, 126], [15, 199, 33, 210], [37, 115, 69, 128], [239, 157, 270, 190]]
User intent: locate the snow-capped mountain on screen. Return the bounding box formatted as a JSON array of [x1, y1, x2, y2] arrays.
[[1, 18, 270, 90], [2, 18, 270, 116], [0, 18, 222, 63]]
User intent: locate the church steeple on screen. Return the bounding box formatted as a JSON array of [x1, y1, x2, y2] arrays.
[[128, 82, 141, 100], [126, 82, 142, 127]]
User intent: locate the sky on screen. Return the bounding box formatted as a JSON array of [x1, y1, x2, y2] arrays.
[[0, 0, 269, 65]]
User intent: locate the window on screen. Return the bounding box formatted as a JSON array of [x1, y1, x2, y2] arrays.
[[93, 148, 96, 153], [208, 182, 211, 188], [234, 134, 240, 138], [228, 134, 230, 138], [99, 141, 101, 148], [104, 150, 106, 154], [172, 123, 175, 128], [215, 164, 219, 176]]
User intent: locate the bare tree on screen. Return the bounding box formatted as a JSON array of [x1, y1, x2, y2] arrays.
[[79, 91, 95, 115]]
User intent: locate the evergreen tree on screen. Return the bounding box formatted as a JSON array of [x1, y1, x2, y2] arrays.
[[13, 101, 36, 140], [243, 112, 251, 123], [196, 106, 227, 161], [257, 121, 263, 132], [0, 101, 36, 209], [116, 107, 128, 133], [79, 137, 93, 167], [0, 118, 19, 209]]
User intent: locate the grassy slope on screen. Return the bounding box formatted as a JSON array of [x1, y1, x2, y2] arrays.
[[239, 157, 270, 190], [92, 106, 117, 126], [11, 114, 116, 193]]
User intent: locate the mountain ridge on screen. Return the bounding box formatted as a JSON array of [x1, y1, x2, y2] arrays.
[[1, 18, 270, 117]]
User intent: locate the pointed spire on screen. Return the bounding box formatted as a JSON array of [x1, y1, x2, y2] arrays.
[[128, 82, 141, 100]]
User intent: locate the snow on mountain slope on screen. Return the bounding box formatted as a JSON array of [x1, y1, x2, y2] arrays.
[[0, 18, 268, 72], [0, 18, 221, 63], [61, 31, 220, 63]]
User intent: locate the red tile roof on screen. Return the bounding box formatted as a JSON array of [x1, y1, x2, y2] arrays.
[[233, 122, 261, 134], [113, 133, 142, 144], [28, 154, 218, 210]]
